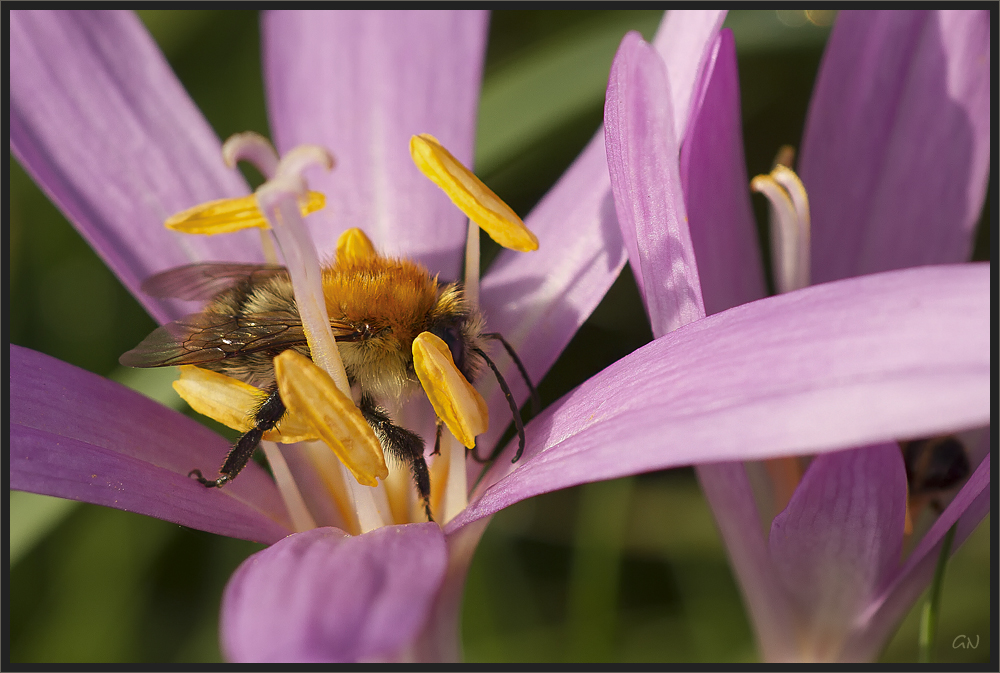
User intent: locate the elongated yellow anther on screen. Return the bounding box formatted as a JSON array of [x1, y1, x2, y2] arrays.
[[336, 227, 378, 266], [410, 133, 538, 252], [172, 365, 317, 443], [165, 191, 326, 234], [412, 331, 488, 448], [274, 350, 388, 487]]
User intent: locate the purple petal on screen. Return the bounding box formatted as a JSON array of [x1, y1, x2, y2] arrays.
[[10, 345, 292, 543], [262, 10, 489, 277], [800, 10, 991, 283], [414, 518, 491, 662], [605, 32, 705, 337], [452, 263, 988, 531], [9, 10, 259, 325], [221, 523, 447, 663], [651, 9, 727, 142], [768, 444, 906, 662], [696, 463, 797, 662], [844, 442, 991, 661], [681, 30, 767, 315], [475, 127, 626, 457]]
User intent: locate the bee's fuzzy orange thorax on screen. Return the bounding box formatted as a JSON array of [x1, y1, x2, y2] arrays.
[[322, 256, 445, 399]]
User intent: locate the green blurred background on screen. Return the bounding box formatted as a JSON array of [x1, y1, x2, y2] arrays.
[[8, 10, 991, 663]]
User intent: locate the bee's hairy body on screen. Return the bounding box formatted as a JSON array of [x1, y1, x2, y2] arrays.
[[203, 256, 486, 398], [122, 255, 489, 522]]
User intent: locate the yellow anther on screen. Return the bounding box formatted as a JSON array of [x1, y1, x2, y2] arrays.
[[165, 191, 326, 234], [273, 350, 388, 487], [172, 365, 317, 443], [409, 133, 538, 252], [336, 227, 378, 266], [412, 331, 489, 448]]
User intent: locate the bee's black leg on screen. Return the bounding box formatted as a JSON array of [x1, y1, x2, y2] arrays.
[[190, 387, 285, 488], [432, 421, 444, 456], [359, 394, 433, 522]]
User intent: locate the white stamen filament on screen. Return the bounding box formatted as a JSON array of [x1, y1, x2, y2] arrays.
[[464, 219, 480, 309], [246, 144, 386, 533], [772, 166, 811, 292], [441, 215, 484, 522], [221, 132, 282, 265], [751, 164, 811, 294], [261, 440, 317, 532], [223, 131, 280, 178], [441, 433, 468, 524]]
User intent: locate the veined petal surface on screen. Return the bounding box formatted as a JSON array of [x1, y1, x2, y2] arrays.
[[846, 443, 991, 661], [10, 10, 258, 325], [652, 9, 728, 142], [800, 10, 991, 283], [475, 129, 626, 457], [681, 29, 766, 315], [262, 10, 489, 277], [454, 264, 989, 530], [9, 345, 293, 543], [605, 32, 705, 337], [221, 523, 447, 662], [769, 444, 906, 662]]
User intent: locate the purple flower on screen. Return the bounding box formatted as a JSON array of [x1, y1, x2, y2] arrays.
[[9, 9, 989, 664], [601, 10, 989, 663]]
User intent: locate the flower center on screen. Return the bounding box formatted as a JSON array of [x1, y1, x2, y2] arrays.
[[158, 132, 535, 535]]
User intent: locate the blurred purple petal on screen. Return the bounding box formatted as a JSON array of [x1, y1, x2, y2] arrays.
[[475, 129, 626, 458], [696, 462, 797, 662], [262, 10, 488, 277], [221, 523, 447, 662], [681, 30, 767, 315], [453, 264, 989, 530], [10, 345, 292, 543], [845, 444, 991, 660], [651, 10, 727, 141], [9, 10, 259, 325], [769, 444, 906, 661], [800, 10, 991, 283], [605, 32, 705, 336], [414, 518, 491, 662]]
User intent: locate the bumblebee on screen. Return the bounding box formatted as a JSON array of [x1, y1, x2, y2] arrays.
[[121, 252, 535, 521]]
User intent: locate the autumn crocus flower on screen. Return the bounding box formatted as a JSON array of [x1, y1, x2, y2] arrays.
[[9, 8, 637, 662], [601, 9, 990, 663]]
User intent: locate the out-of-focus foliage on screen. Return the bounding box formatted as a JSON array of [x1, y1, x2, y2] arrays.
[[8, 10, 990, 663]]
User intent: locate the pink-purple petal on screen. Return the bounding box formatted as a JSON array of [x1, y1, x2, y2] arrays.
[[605, 32, 706, 337], [221, 523, 447, 662], [10, 345, 292, 543], [9, 10, 258, 325], [415, 518, 491, 662], [262, 10, 488, 277], [800, 10, 991, 283], [681, 29, 767, 315], [474, 128, 627, 463], [769, 444, 906, 661], [696, 462, 797, 662], [845, 445, 991, 661], [651, 10, 728, 142], [452, 263, 988, 531]]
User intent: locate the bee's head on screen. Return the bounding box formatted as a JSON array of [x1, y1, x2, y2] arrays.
[[427, 284, 485, 383]]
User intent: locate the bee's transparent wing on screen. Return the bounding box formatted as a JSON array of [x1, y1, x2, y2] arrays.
[[120, 311, 364, 368], [141, 263, 288, 300]]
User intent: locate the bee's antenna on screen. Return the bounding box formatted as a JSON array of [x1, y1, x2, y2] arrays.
[[482, 333, 540, 415], [473, 347, 527, 463]]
